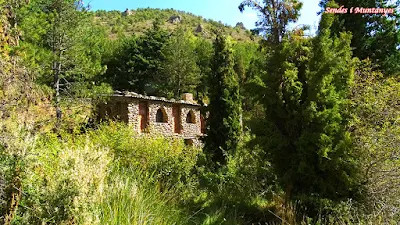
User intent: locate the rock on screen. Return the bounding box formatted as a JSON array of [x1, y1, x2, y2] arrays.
[[168, 15, 182, 24], [195, 24, 204, 33], [122, 8, 133, 16]]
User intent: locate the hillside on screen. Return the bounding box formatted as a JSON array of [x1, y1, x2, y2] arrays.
[[91, 8, 258, 42]]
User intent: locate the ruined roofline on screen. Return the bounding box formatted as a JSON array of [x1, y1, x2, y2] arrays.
[[111, 91, 205, 107]]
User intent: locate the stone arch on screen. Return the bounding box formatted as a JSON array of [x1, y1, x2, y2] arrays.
[[186, 110, 196, 124], [156, 107, 168, 123]]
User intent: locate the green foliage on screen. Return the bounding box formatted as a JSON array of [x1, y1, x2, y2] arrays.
[[2, 0, 400, 224], [232, 41, 259, 85], [250, 9, 360, 212], [3, 122, 200, 224], [200, 135, 276, 203], [0, 2, 43, 223], [239, 0, 303, 44], [204, 34, 242, 168], [348, 59, 400, 222], [319, 0, 400, 76], [103, 23, 169, 94], [17, 0, 109, 100], [193, 38, 213, 100], [91, 122, 200, 191], [161, 28, 201, 98], [98, 169, 189, 225], [15, 130, 112, 224]]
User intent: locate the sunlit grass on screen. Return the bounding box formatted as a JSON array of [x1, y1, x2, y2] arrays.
[[98, 169, 188, 225]]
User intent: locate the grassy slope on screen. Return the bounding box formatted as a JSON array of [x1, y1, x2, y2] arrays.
[[91, 8, 259, 42]]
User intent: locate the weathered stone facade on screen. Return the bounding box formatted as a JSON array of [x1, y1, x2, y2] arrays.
[[97, 91, 205, 145]]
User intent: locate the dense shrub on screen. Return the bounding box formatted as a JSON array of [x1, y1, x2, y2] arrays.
[[90, 122, 200, 190], [4, 122, 200, 224], [16, 131, 112, 224]]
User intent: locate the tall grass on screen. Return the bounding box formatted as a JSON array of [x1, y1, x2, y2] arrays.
[[98, 169, 188, 225]]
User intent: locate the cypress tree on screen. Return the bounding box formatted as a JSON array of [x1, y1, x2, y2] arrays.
[[254, 1, 359, 208], [204, 34, 242, 168]]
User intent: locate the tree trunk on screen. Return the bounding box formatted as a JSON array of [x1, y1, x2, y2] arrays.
[[53, 61, 62, 124]]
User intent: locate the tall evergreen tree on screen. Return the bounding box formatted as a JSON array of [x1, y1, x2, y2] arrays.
[[103, 21, 169, 95], [204, 34, 242, 168], [161, 28, 200, 98], [17, 0, 107, 123], [250, 1, 360, 208]]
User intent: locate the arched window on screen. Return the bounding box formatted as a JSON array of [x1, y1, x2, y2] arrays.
[[186, 110, 196, 124], [156, 108, 167, 122]]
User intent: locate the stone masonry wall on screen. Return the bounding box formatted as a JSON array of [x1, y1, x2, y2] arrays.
[[127, 99, 140, 132], [147, 101, 174, 135], [99, 96, 203, 142], [97, 96, 130, 123], [180, 105, 201, 138]]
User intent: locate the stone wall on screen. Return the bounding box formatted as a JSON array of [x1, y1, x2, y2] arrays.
[[97, 96, 204, 143], [180, 105, 201, 138], [127, 99, 140, 132], [97, 96, 130, 123], [147, 101, 175, 135]]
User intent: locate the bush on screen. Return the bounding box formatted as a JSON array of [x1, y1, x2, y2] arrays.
[[8, 122, 200, 224], [16, 131, 112, 224], [90, 122, 201, 192]]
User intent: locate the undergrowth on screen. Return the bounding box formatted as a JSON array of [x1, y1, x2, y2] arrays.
[[1, 121, 398, 224]]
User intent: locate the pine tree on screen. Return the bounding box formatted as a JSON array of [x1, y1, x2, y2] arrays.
[[103, 21, 168, 95], [17, 0, 107, 124], [204, 34, 242, 168], [161, 28, 200, 98]]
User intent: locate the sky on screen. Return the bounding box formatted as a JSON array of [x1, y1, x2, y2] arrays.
[[87, 0, 322, 35]]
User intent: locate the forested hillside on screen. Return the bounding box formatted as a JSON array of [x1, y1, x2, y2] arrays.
[[91, 8, 258, 42], [0, 0, 399, 224]]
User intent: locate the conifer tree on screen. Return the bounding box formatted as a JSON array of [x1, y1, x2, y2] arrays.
[[252, 1, 360, 206], [204, 34, 242, 168], [239, 0, 303, 45], [161, 28, 200, 98], [103, 21, 168, 95], [17, 0, 107, 124]]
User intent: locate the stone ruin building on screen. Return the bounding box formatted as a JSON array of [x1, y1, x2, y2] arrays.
[[97, 91, 205, 145]]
